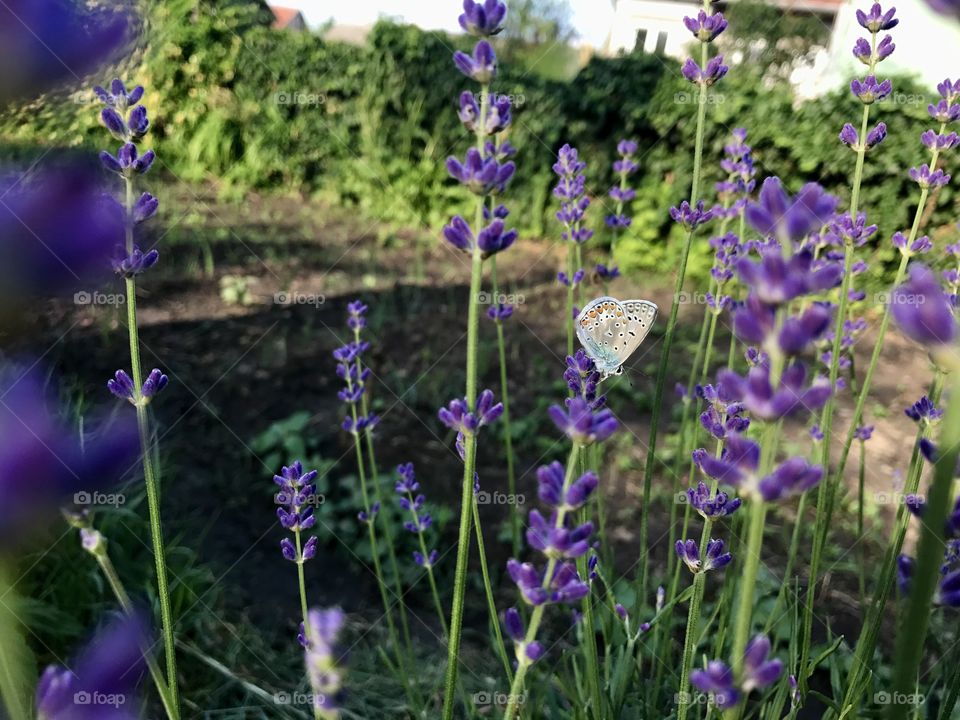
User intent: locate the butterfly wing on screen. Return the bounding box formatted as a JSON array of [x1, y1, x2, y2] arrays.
[[622, 299, 658, 347], [576, 297, 624, 375]]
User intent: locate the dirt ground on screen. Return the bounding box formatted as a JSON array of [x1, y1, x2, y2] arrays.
[[6, 190, 939, 654]]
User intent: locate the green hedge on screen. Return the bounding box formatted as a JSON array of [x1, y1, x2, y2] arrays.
[[0, 0, 955, 280]]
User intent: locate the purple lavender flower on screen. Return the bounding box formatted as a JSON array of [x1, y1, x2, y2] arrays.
[[892, 232, 933, 257], [904, 395, 943, 424], [757, 457, 824, 502], [303, 607, 346, 718], [856, 2, 899, 31], [564, 350, 606, 409], [909, 164, 951, 189], [742, 635, 784, 692], [438, 389, 503, 435], [0, 1, 128, 103], [453, 40, 497, 83], [853, 35, 895, 64], [929, 98, 960, 123], [595, 263, 621, 281], [458, 91, 512, 134], [891, 264, 956, 346], [853, 425, 874, 441], [458, 0, 507, 36], [681, 56, 728, 86], [443, 216, 517, 257], [736, 246, 841, 304], [548, 396, 618, 445], [111, 245, 159, 277], [100, 143, 155, 176], [553, 144, 594, 244], [850, 75, 892, 104], [690, 661, 740, 708], [507, 559, 590, 606], [36, 613, 147, 720], [687, 481, 742, 519], [527, 510, 593, 559], [670, 200, 714, 230], [839, 122, 887, 150], [0, 367, 138, 544], [606, 138, 639, 228], [683, 10, 728, 42], [718, 363, 831, 421], [447, 148, 515, 195], [503, 608, 544, 663], [676, 538, 732, 573], [107, 368, 168, 406], [395, 463, 438, 566], [537, 462, 599, 511], [487, 303, 514, 321], [921, 129, 960, 151], [275, 461, 320, 563], [93, 79, 143, 109], [745, 178, 839, 244]]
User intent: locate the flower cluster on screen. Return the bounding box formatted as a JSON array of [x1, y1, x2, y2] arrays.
[[891, 264, 956, 349], [687, 481, 742, 519], [334, 303, 378, 434], [94, 79, 160, 277], [680, 7, 728, 86], [696, 383, 749, 440], [676, 538, 732, 574], [606, 139, 639, 229], [443, 214, 517, 258], [302, 607, 347, 719], [275, 461, 319, 564], [395, 463, 438, 568], [107, 368, 168, 407], [715, 128, 756, 218], [690, 635, 783, 708], [554, 144, 593, 245], [907, 79, 959, 192], [564, 349, 607, 409], [695, 433, 824, 502]]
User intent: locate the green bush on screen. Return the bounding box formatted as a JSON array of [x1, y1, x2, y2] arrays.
[[1, 1, 955, 283]]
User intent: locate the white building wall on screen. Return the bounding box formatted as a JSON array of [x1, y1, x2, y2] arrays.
[[606, 0, 701, 59]]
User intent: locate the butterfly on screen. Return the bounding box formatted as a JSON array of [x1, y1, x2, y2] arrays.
[[576, 296, 658, 380]]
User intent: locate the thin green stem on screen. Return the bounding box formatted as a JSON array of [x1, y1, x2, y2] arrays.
[[442, 79, 491, 720], [471, 498, 513, 682], [123, 170, 180, 716], [504, 445, 581, 720], [490, 256, 520, 555], [639, 36, 711, 600], [93, 547, 177, 719], [889, 367, 960, 720]]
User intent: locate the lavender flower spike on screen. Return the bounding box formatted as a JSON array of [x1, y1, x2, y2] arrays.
[[453, 40, 497, 83], [459, 0, 507, 36], [503, 607, 544, 664], [683, 10, 728, 42], [438, 389, 503, 436], [548, 396, 618, 445], [676, 538, 732, 573], [107, 368, 168, 406], [891, 264, 957, 347], [303, 607, 346, 719], [274, 461, 320, 563]]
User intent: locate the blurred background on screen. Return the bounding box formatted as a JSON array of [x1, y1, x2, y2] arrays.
[[1, 0, 958, 717]]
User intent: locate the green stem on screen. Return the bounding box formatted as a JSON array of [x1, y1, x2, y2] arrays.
[[490, 256, 520, 555], [441, 254, 485, 720], [123, 171, 180, 716], [889, 368, 960, 720], [504, 445, 581, 720], [639, 37, 711, 600], [93, 546, 179, 719], [471, 498, 513, 682]]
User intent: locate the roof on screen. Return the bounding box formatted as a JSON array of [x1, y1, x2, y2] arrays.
[[270, 6, 305, 30]]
